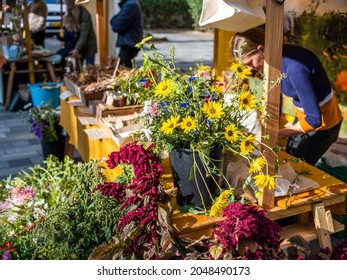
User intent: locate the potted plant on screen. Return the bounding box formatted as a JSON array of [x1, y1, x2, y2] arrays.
[[133, 37, 279, 211], [19, 103, 66, 161]]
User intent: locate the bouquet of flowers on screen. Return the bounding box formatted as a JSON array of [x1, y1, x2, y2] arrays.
[[132, 37, 278, 205], [19, 103, 61, 143]]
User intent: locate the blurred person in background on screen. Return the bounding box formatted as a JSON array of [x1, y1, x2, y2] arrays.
[[110, 0, 143, 68], [64, 0, 97, 70], [232, 28, 342, 166], [28, 0, 48, 47]]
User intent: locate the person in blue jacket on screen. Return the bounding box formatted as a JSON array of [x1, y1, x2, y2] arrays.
[[232, 28, 342, 166], [110, 0, 143, 68]]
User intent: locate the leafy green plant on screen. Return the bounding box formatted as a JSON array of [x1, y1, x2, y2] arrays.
[[19, 103, 61, 143], [141, 0, 192, 28], [1, 156, 123, 260], [295, 11, 347, 105], [186, 0, 203, 30]]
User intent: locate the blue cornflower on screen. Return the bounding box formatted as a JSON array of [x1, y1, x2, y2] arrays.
[[179, 99, 189, 108], [138, 78, 150, 88], [160, 101, 170, 107]]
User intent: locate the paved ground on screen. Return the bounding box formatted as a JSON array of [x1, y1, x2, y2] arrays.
[[0, 29, 214, 181]]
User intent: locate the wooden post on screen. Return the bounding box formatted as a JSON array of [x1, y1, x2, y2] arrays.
[[96, 0, 107, 65], [258, 0, 284, 209], [213, 29, 235, 78], [23, 0, 35, 84]]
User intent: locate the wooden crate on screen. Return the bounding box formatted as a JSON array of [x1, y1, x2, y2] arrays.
[[63, 76, 105, 105], [96, 103, 143, 119]]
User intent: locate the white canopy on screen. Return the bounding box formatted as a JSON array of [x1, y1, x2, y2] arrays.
[[199, 0, 265, 32]]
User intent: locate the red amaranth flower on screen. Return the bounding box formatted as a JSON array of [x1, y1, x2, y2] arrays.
[[212, 202, 283, 259]]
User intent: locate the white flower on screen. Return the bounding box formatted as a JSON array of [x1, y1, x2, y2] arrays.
[[7, 214, 18, 223]]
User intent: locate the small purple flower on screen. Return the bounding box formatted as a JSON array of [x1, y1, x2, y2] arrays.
[[31, 122, 44, 142], [2, 251, 11, 260]]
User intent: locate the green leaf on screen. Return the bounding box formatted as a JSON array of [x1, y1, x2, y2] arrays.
[[209, 244, 224, 260]]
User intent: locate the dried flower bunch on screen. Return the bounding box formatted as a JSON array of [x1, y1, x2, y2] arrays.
[[19, 103, 61, 143]]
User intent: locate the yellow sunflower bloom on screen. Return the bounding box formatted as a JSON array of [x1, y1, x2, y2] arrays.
[[225, 124, 239, 143], [210, 83, 223, 94], [155, 80, 174, 97], [202, 102, 224, 119], [240, 135, 256, 156], [210, 189, 234, 217], [239, 91, 256, 111], [230, 61, 252, 79], [249, 157, 266, 173], [253, 174, 276, 190], [241, 83, 249, 91], [198, 65, 211, 73], [161, 116, 180, 135], [180, 116, 197, 133]]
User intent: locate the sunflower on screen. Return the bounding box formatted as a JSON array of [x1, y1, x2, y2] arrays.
[[225, 124, 239, 143], [210, 83, 223, 94], [202, 101, 224, 119], [249, 157, 266, 173], [240, 135, 256, 156], [180, 116, 197, 133], [239, 91, 256, 112], [161, 115, 180, 135], [155, 80, 174, 97], [230, 61, 252, 79], [253, 174, 276, 189], [209, 189, 234, 217]]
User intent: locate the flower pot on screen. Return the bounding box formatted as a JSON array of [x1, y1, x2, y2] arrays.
[[169, 147, 222, 209], [41, 134, 66, 161], [28, 82, 62, 108]]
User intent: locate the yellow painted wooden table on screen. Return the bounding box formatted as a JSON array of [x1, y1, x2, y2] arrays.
[[59, 89, 347, 249], [60, 92, 121, 181]]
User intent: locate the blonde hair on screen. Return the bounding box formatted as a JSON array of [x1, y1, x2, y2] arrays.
[[231, 28, 265, 60], [63, 5, 80, 32]]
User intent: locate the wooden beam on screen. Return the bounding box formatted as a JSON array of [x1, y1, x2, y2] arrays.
[[258, 0, 284, 209], [96, 0, 107, 65], [23, 0, 35, 84]]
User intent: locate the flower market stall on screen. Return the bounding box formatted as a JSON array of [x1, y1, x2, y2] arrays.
[[2, 0, 347, 261]]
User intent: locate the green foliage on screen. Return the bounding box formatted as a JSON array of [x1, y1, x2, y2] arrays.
[[141, 0, 193, 28], [186, 0, 203, 30], [19, 103, 61, 143], [14, 190, 122, 260], [295, 11, 347, 105], [1, 156, 123, 260]]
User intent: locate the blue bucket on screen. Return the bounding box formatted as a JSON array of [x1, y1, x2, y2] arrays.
[[28, 82, 62, 108]]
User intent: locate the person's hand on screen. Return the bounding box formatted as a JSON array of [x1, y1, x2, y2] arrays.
[[70, 49, 81, 59]]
